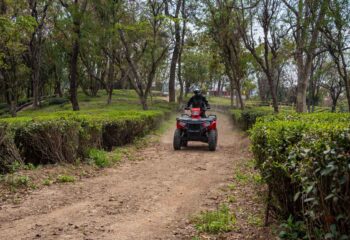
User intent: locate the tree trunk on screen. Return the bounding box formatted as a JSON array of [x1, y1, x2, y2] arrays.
[[106, 56, 114, 105], [296, 66, 309, 113], [217, 78, 222, 97], [169, 25, 181, 103], [10, 100, 16, 117], [178, 57, 184, 103], [54, 81, 63, 97], [140, 95, 148, 110], [168, 0, 182, 103], [32, 56, 40, 108], [230, 83, 234, 108], [331, 101, 336, 112], [345, 81, 350, 112], [267, 75, 279, 113], [107, 88, 113, 105], [237, 88, 244, 110], [69, 37, 80, 111]]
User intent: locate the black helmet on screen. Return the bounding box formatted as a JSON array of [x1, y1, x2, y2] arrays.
[[193, 87, 201, 95]]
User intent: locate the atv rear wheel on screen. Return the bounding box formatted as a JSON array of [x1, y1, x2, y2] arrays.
[[182, 140, 188, 147], [208, 130, 217, 151], [173, 129, 182, 150]]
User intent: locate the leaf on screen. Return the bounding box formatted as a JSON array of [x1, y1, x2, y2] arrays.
[[306, 185, 313, 194], [294, 192, 301, 202], [304, 198, 315, 203], [325, 193, 334, 200], [325, 233, 333, 239]]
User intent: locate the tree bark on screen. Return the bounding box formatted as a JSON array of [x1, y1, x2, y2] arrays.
[[67, 0, 86, 111], [288, 0, 329, 112], [69, 35, 80, 111], [168, 0, 182, 103], [106, 57, 114, 105]]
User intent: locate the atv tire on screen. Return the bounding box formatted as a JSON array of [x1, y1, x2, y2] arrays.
[[173, 129, 182, 150], [182, 140, 188, 147], [208, 130, 217, 151]]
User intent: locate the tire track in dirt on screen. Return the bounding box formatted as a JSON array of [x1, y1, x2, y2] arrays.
[[0, 112, 272, 240]]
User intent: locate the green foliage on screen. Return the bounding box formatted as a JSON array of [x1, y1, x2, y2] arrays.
[[0, 124, 23, 174], [56, 174, 75, 183], [279, 216, 307, 240], [231, 106, 335, 131], [42, 178, 53, 186], [48, 97, 69, 106], [250, 112, 350, 238], [231, 107, 276, 130], [0, 106, 170, 174], [3, 174, 30, 188], [88, 148, 109, 168], [193, 204, 236, 234]]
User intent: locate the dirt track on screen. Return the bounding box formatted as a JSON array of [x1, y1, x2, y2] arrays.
[[0, 112, 272, 239]]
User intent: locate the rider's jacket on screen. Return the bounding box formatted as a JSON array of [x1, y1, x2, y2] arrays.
[[187, 94, 209, 109]]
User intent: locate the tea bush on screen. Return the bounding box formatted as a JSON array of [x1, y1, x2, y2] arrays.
[[0, 123, 23, 173], [250, 113, 350, 238], [231, 106, 332, 131], [231, 107, 276, 130], [0, 109, 170, 173]]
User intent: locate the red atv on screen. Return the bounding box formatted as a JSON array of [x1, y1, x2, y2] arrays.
[[173, 107, 218, 151]]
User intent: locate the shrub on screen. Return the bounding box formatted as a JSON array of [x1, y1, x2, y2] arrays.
[[56, 174, 75, 183], [88, 148, 109, 168], [3, 174, 30, 188], [48, 97, 69, 106], [0, 109, 168, 173], [0, 123, 23, 174], [250, 113, 350, 238], [12, 118, 81, 165], [193, 204, 236, 234], [231, 107, 275, 130]]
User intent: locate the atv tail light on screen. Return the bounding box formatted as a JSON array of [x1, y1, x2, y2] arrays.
[[208, 120, 216, 130], [177, 120, 186, 129]]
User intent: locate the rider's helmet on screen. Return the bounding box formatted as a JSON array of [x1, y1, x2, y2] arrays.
[[193, 87, 201, 96]]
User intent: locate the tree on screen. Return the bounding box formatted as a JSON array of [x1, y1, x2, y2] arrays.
[[118, 1, 169, 110], [321, 65, 344, 112], [282, 0, 329, 112], [0, 1, 36, 116], [25, 0, 52, 108], [59, 0, 88, 111], [237, 0, 284, 113], [166, 0, 182, 103], [205, 0, 246, 109], [322, 0, 350, 112]]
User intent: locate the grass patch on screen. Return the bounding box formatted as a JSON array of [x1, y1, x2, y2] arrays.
[[227, 195, 237, 203], [247, 214, 264, 227], [88, 149, 110, 168], [193, 204, 236, 234], [227, 183, 236, 190], [234, 172, 249, 183], [42, 178, 54, 186], [251, 173, 263, 184], [56, 174, 75, 183], [109, 149, 122, 163]]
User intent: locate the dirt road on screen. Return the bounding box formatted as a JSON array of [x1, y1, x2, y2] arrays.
[[0, 112, 271, 239]]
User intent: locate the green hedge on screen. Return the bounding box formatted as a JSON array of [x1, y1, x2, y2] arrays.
[[0, 109, 170, 173], [231, 107, 276, 130], [250, 113, 350, 238], [0, 123, 23, 173]]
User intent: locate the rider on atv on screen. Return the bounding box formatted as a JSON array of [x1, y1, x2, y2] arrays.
[[186, 87, 210, 118]]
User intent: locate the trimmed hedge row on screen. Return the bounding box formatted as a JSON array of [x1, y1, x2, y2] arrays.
[[0, 110, 169, 174], [231, 107, 275, 130], [250, 113, 350, 238]]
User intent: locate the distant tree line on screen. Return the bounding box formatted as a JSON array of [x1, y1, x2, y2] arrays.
[[0, 0, 349, 115]]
